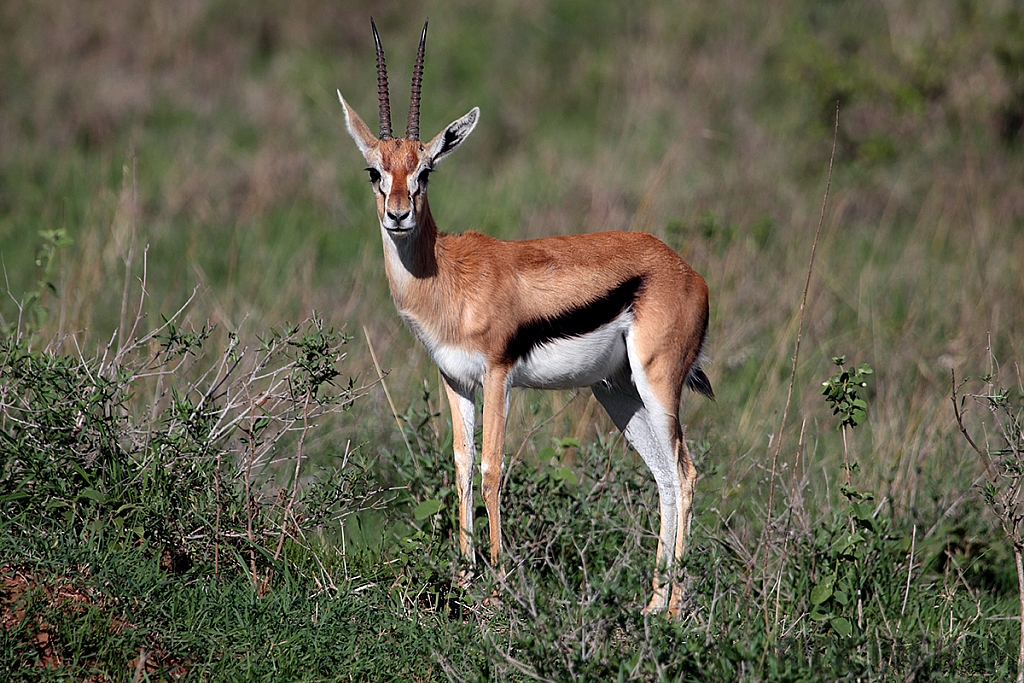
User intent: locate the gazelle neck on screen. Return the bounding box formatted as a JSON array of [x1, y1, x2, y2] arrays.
[[381, 198, 440, 303]]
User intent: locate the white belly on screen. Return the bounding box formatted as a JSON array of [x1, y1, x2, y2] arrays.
[[510, 314, 631, 389], [403, 311, 632, 392]]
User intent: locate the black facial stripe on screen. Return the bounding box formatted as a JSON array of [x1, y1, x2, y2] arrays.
[[502, 276, 643, 364]]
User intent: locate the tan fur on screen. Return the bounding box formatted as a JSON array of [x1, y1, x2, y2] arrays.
[[396, 228, 706, 360]]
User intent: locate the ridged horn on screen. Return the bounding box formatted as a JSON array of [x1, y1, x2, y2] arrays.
[[371, 17, 392, 140], [406, 19, 428, 140]]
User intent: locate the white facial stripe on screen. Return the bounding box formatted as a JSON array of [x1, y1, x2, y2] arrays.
[[407, 161, 433, 197], [380, 170, 417, 230]]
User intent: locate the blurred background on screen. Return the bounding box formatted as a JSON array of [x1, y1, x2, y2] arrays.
[[2, 0, 1023, 530]]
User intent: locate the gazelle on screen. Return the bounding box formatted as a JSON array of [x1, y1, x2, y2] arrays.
[[338, 19, 713, 616]]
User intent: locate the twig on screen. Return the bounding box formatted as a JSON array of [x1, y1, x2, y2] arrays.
[[759, 101, 839, 649], [1016, 545, 1024, 683], [242, 382, 260, 592], [900, 524, 916, 622], [117, 151, 139, 357], [765, 100, 840, 524], [363, 325, 415, 461], [841, 424, 851, 487], [214, 450, 222, 580], [274, 391, 312, 562], [131, 649, 149, 683], [950, 369, 997, 482]]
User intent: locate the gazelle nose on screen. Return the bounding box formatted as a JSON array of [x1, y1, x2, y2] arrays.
[[387, 209, 410, 222]]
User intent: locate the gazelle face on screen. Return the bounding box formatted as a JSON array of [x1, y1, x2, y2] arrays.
[[362, 139, 434, 234], [337, 19, 478, 238], [340, 96, 479, 237]]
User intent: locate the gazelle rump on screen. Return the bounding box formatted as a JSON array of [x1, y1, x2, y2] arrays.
[[338, 19, 713, 615]]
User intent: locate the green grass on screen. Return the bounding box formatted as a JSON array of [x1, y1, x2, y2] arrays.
[[1, 340, 1017, 680], [2, 0, 1024, 680], [1, 535, 480, 681]]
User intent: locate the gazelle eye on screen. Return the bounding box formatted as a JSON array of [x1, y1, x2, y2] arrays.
[[366, 167, 381, 184], [417, 168, 432, 185]]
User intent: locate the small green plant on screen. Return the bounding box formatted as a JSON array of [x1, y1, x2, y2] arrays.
[[821, 355, 873, 430], [1, 227, 73, 340], [805, 355, 877, 638], [806, 500, 884, 639], [821, 355, 873, 490]]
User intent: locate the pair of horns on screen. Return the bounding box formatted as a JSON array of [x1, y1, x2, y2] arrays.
[[372, 17, 427, 142]]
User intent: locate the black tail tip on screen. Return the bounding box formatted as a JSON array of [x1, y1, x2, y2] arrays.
[[686, 367, 715, 401]]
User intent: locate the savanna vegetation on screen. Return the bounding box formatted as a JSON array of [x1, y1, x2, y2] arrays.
[[1, 0, 1023, 680]]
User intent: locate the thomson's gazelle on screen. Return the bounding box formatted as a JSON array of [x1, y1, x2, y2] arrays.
[[338, 19, 713, 615]]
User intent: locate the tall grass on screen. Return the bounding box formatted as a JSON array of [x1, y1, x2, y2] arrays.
[[2, 0, 1023, 679]]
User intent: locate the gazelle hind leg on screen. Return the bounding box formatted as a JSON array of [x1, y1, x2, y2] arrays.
[[667, 432, 697, 616], [592, 372, 680, 615], [627, 325, 698, 618], [626, 332, 693, 615]]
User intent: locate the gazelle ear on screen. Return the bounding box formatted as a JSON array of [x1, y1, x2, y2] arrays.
[[425, 107, 479, 165], [338, 90, 378, 158]]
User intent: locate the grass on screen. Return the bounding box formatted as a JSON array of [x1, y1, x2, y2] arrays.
[[2, 0, 1024, 680]]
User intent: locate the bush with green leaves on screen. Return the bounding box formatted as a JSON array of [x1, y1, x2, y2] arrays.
[[0, 309, 369, 577], [953, 362, 1024, 682]]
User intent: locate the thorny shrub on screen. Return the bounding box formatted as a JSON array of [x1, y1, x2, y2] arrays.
[[0, 308, 374, 579]]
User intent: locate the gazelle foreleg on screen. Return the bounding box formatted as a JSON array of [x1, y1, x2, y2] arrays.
[[442, 376, 477, 562], [480, 367, 511, 566]]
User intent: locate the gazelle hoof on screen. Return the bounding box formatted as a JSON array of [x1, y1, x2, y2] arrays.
[[455, 568, 474, 589], [482, 590, 503, 609], [641, 596, 669, 616]]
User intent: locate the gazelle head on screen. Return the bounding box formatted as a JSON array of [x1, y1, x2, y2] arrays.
[[339, 19, 479, 236]]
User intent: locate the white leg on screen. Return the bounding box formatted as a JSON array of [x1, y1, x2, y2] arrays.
[[592, 371, 680, 615], [442, 376, 477, 562]]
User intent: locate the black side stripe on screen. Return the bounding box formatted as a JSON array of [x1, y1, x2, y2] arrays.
[[502, 276, 643, 364]]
